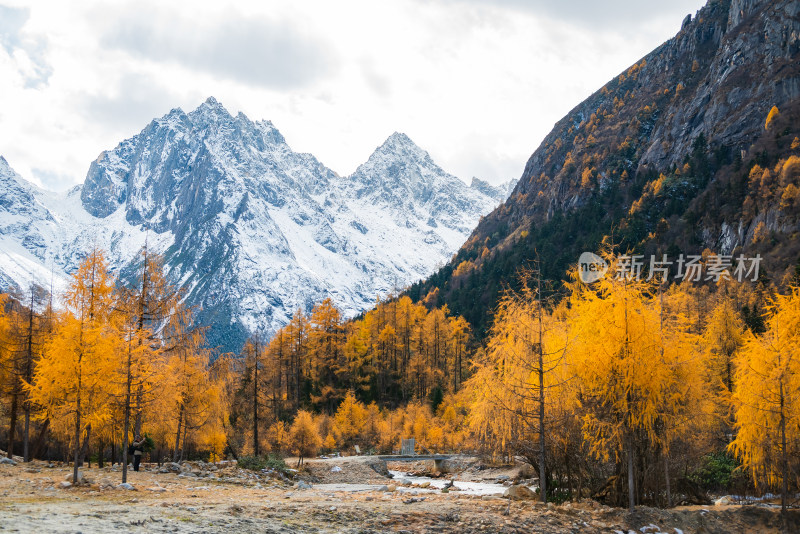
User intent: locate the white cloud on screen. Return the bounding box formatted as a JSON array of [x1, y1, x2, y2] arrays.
[[0, 0, 707, 189], [99, 4, 339, 90], [0, 5, 51, 87]]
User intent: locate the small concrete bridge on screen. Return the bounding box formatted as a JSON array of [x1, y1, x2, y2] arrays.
[[378, 454, 452, 472]]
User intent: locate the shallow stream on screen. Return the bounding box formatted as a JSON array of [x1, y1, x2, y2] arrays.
[[389, 470, 522, 496]]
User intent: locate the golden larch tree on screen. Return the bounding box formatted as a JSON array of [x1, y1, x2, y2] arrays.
[[27, 248, 116, 483], [289, 410, 322, 466], [730, 286, 800, 522], [565, 255, 703, 509]]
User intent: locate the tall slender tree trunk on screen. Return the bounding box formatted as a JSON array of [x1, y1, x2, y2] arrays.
[[73, 377, 82, 484], [624, 277, 634, 510], [7, 393, 18, 459], [780, 381, 788, 528], [134, 386, 143, 437], [133, 242, 149, 440], [726, 357, 732, 393], [23, 292, 34, 462], [537, 359, 546, 503], [536, 271, 547, 504], [122, 395, 130, 482], [79, 424, 91, 467], [22, 409, 30, 462], [276, 340, 283, 420], [173, 405, 183, 462], [122, 338, 133, 483], [565, 458, 573, 500], [32, 419, 49, 459], [253, 343, 260, 456], [664, 452, 671, 507], [627, 433, 635, 510], [659, 286, 671, 508], [180, 419, 188, 462]]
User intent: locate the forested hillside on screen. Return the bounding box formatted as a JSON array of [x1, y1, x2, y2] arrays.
[[409, 0, 800, 337]]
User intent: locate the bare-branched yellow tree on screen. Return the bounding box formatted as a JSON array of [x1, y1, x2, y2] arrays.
[[465, 266, 567, 503], [111, 247, 173, 482], [162, 304, 218, 462]]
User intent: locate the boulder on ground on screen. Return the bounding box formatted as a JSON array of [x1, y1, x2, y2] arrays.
[[64, 472, 91, 484], [503, 484, 536, 500], [165, 462, 182, 473]]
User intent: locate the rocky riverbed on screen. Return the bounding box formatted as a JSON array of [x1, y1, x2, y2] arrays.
[[0, 455, 796, 533]]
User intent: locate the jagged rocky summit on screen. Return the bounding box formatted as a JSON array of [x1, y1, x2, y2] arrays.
[[0, 98, 512, 351]]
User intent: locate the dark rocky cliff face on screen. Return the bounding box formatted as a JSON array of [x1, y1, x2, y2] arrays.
[[409, 0, 800, 336], [506, 0, 799, 227]]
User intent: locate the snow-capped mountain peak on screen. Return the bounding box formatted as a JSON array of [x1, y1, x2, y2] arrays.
[[185, 96, 238, 131], [374, 131, 426, 157], [361, 131, 440, 177], [0, 98, 514, 351]]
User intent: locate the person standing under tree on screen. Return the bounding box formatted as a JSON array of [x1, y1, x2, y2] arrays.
[[131, 435, 145, 472]]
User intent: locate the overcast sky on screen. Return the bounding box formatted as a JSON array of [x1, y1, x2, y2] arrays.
[[0, 0, 707, 190]]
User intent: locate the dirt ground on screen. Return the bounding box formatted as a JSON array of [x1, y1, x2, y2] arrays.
[[0, 456, 796, 533]]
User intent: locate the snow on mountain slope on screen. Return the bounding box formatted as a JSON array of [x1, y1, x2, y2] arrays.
[[0, 157, 58, 290], [0, 98, 512, 352], [0, 155, 173, 298]]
